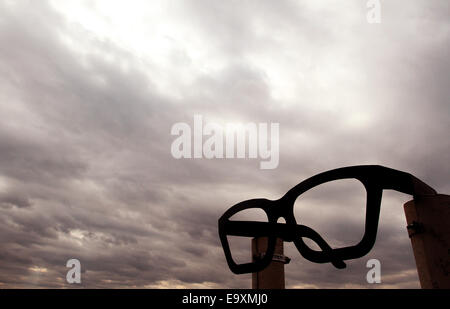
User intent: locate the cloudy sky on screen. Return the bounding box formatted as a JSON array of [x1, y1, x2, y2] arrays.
[[0, 0, 448, 288]]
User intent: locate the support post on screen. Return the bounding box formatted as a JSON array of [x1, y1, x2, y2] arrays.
[[252, 238, 288, 289], [404, 194, 450, 289]]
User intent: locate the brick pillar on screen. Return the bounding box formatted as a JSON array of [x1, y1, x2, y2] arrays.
[[404, 194, 450, 289], [252, 237, 286, 289]]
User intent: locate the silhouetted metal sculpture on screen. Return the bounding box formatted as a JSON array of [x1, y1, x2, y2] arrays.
[[218, 165, 437, 274]]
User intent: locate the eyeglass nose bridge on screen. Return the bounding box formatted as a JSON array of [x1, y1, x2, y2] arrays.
[[266, 196, 294, 216]]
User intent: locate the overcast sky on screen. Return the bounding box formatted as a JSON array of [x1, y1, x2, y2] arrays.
[[0, 0, 449, 288]]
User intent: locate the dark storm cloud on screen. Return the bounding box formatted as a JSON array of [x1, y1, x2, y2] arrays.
[[0, 192, 31, 208], [0, 0, 448, 288]]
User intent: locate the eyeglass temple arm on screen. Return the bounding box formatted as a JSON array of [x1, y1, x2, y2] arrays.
[[376, 169, 437, 197], [284, 166, 437, 200]]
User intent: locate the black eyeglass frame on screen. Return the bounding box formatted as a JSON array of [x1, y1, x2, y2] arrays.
[[218, 165, 437, 274]]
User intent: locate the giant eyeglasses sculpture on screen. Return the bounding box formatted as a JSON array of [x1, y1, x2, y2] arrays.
[[218, 165, 437, 274]]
